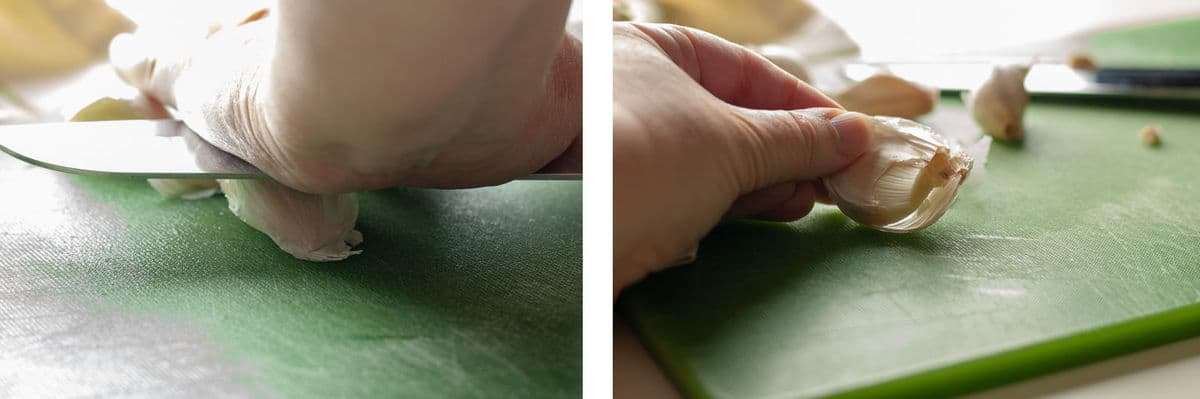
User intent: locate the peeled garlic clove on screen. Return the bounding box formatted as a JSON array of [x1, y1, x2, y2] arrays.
[[218, 179, 362, 262], [963, 64, 1029, 141], [834, 74, 938, 118], [749, 44, 810, 82], [823, 116, 972, 232]]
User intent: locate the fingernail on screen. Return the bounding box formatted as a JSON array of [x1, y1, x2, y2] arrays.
[[831, 112, 873, 157]]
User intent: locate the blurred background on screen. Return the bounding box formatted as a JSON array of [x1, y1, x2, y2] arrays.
[[0, 0, 268, 122]]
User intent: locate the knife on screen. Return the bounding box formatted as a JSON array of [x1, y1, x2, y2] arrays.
[[0, 119, 582, 180], [842, 62, 1200, 100]]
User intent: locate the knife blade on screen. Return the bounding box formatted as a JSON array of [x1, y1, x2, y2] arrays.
[[0, 120, 582, 181], [842, 62, 1200, 100]]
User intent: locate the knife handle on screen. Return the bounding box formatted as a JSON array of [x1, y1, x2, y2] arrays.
[[1094, 68, 1200, 87]]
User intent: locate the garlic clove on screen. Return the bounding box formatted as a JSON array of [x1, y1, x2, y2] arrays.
[[749, 44, 810, 82], [218, 179, 362, 262], [147, 179, 220, 200], [963, 64, 1030, 141], [823, 115, 972, 232], [834, 74, 939, 119]]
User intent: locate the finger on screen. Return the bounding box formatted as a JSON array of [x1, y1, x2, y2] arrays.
[[728, 108, 874, 193], [627, 23, 838, 111], [726, 182, 797, 220], [750, 181, 817, 222], [813, 180, 834, 204]]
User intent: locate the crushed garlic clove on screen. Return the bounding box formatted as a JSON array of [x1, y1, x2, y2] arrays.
[[219, 179, 362, 262], [834, 74, 939, 119], [823, 115, 973, 232], [963, 64, 1030, 141]]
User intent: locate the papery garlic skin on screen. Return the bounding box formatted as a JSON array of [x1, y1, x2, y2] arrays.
[[823, 116, 972, 233], [963, 64, 1030, 141], [835, 74, 938, 119], [219, 179, 363, 262]]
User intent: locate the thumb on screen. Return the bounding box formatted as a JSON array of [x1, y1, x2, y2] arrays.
[[728, 108, 874, 193]]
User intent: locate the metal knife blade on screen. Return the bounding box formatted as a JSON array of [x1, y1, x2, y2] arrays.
[[842, 63, 1200, 100], [0, 120, 582, 181]]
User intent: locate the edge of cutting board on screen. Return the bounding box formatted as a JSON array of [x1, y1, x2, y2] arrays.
[[622, 296, 1200, 398]]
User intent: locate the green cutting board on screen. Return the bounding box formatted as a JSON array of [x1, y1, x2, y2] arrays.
[[0, 153, 581, 397], [622, 97, 1200, 398], [1089, 16, 1200, 69]]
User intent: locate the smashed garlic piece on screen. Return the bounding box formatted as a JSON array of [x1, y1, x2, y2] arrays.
[[834, 74, 938, 119], [219, 179, 362, 262], [823, 116, 972, 232], [749, 44, 810, 82], [963, 64, 1030, 141], [1068, 52, 1096, 70], [1139, 125, 1162, 146]]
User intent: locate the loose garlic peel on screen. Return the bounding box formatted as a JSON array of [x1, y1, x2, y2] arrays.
[[823, 116, 972, 232], [963, 64, 1030, 141]]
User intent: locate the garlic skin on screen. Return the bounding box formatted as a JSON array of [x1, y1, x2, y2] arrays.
[[219, 179, 362, 262], [963, 64, 1030, 141], [749, 44, 810, 82], [834, 74, 938, 119], [823, 116, 972, 232]]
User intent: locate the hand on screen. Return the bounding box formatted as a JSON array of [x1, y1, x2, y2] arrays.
[[109, 2, 581, 194], [613, 23, 873, 297]]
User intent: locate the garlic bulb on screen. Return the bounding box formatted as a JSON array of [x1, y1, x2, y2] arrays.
[[219, 179, 362, 262], [963, 64, 1030, 141], [834, 74, 938, 119], [823, 116, 972, 232]]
